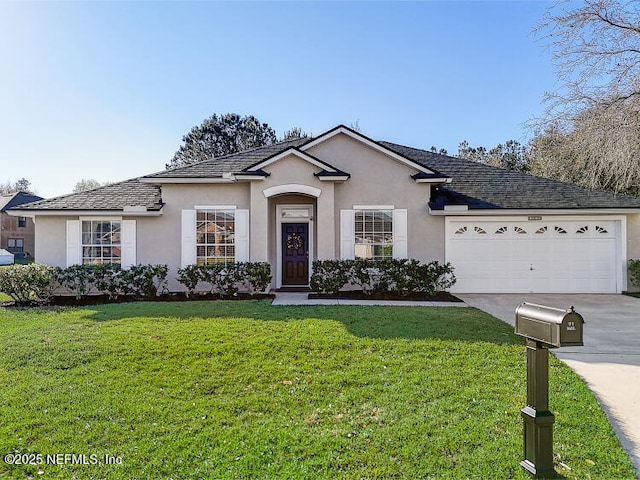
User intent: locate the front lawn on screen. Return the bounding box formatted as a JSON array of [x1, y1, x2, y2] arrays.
[[0, 301, 634, 479]]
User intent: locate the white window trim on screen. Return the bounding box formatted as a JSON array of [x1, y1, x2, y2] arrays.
[[353, 204, 395, 210], [194, 205, 237, 211], [342, 206, 408, 260], [185, 205, 249, 265], [75, 217, 135, 267]]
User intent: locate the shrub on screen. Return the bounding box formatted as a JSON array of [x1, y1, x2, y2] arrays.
[[310, 258, 456, 296], [176, 264, 201, 296], [175, 262, 272, 296], [244, 262, 272, 294], [629, 259, 640, 289], [0, 264, 56, 304], [310, 260, 351, 295], [53, 264, 97, 299], [119, 264, 169, 298], [53, 264, 169, 299]]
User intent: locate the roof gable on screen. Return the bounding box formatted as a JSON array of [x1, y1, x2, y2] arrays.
[[243, 147, 348, 177], [301, 125, 444, 177], [0, 191, 44, 211]]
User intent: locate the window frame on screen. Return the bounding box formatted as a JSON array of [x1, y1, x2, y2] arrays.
[[195, 207, 237, 265], [353, 207, 394, 261], [80, 219, 122, 265], [7, 238, 24, 253]]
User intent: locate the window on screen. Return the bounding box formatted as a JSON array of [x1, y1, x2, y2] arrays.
[[7, 238, 23, 253], [18, 216, 27, 228], [354, 209, 393, 260], [81, 220, 121, 265], [196, 209, 235, 264]]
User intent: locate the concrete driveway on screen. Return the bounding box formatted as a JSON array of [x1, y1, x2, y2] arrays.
[[458, 294, 640, 478]]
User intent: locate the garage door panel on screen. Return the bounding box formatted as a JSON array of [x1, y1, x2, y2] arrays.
[[448, 219, 618, 293]]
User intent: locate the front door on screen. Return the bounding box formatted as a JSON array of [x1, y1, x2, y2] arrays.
[[282, 223, 309, 286]]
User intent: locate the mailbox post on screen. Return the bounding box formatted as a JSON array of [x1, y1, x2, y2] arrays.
[[515, 303, 584, 478]]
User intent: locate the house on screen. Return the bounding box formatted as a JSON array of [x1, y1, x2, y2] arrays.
[[0, 191, 43, 259], [8, 125, 640, 293]]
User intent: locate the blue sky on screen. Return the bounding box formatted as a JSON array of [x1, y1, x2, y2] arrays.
[[0, 1, 556, 199]]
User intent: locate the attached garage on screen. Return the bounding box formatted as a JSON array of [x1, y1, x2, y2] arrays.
[[447, 217, 624, 294]]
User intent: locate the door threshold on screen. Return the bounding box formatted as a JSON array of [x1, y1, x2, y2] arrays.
[[276, 286, 311, 292]]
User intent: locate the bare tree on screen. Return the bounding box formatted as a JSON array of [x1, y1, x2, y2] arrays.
[[0, 178, 34, 196], [529, 94, 640, 195], [535, 0, 640, 122], [527, 1, 640, 195]]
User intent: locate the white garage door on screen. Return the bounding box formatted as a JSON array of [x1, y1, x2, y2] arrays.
[[447, 219, 619, 293]]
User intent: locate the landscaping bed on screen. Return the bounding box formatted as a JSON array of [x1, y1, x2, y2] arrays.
[[0, 292, 274, 308]]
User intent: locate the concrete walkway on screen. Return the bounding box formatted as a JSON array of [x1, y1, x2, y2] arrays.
[[458, 293, 640, 478], [272, 291, 468, 307]]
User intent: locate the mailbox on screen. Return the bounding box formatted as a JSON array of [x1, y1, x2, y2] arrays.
[[515, 302, 584, 348]]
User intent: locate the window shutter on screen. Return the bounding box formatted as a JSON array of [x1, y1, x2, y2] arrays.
[[121, 220, 137, 268], [235, 209, 250, 262], [340, 209, 355, 260], [181, 209, 197, 267], [66, 220, 81, 267], [393, 209, 408, 259]]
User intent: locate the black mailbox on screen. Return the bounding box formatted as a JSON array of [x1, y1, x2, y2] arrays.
[[515, 302, 584, 348]]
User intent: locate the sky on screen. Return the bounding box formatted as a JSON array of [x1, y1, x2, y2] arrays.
[[0, 0, 558, 199]]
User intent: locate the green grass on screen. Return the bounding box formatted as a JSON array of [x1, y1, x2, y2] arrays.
[[0, 301, 634, 479]]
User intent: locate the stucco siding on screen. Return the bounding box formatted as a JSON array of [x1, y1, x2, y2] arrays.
[[627, 213, 640, 291], [34, 216, 71, 267], [307, 133, 445, 262]]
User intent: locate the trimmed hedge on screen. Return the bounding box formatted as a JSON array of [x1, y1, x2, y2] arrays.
[[629, 259, 640, 289], [0, 264, 56, 304], [53, 264, 169, 300], [176, 262, 272, 296], [310, 258, 456, 296]]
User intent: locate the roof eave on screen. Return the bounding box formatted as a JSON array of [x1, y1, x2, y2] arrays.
[[7, 208, 164, 217], [140, 176, 235, 184], [413, 176, 452, 184], [428, 207, 640, 216]]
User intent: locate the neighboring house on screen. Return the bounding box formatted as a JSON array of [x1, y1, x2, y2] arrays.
[[0, 191, 43, 258], [8, 125, 640, 293]]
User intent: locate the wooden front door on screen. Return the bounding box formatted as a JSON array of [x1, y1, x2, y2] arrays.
[[282, 223, 309, 285]]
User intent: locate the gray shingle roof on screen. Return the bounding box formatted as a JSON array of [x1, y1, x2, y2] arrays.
[[12, 131, 640, 212], [15, 179, 163, 211], [0, 191, 44, 211], [380, 141, 640, 209], [145, 138, 309, 179]]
